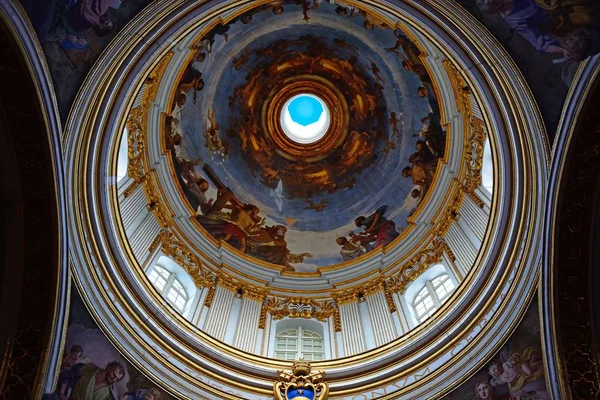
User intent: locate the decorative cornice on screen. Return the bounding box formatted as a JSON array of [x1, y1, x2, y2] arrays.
[[331, 289, 359, 305], [216, 272, 269, 300], [386, 237, 447, 294]]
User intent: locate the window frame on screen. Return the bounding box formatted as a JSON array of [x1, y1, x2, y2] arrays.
[[274, 326, 325, 362], [147, 265, 190, 313], [411, 274, 455, 323]]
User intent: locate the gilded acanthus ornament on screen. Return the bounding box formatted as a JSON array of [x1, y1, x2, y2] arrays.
[[263, 297, 336, 321], [159, 230, 215, 288], [273, 359, 329, 400], [386, 237, 447, 294]]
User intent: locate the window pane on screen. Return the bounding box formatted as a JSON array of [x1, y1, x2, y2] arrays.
[[413, 284, 436, 321], [148, 266, 170, 292], [432, 274, 455, 303]]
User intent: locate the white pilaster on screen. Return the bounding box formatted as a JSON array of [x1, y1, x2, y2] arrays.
[[203, 285, 236, 341], [119, 184, 146, 231], [233, 297, 262, 352], [445, 222, 478, 277], [460, 194, 489, 241], [129, 213, 161, 263], [365, 291, 397, 347], [339, 302, 366, 356]]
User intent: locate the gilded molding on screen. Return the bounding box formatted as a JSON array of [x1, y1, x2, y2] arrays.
[[361, 276, 386, 297], [441, 240, 457, 262], [258, 302, 268, 329], [126, 106, 146, 183], [332, 276, 387, 306], [463, 117, 487, 194], [244, 286, 269, 302], [142, 52, 174, 110], [332, 308, 342, 332], [204, 285, 216, 308], [386, 237, 447, 294], [159, 230, 215, 288], [263, 297, 337, 322], [123, 181, 138, 198], [433, 185, 463, 237], [383, 284, 397, 313], [216, 272, 269, 300], [148, 233, 161, 253], [443, 59, 473, 119], [331, 289, 359, 305]]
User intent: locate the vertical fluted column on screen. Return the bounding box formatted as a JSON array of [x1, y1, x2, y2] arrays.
[[445, 222, 478, 276], [459, 193, 489, 241], [393, 292, 413, 332], [129, 213, 161, 263], [365, 290, 397, 346], [233, 292, 264, 353], [119, 184, 146, 231], [203, 284, 236, 341], [334, 292, 366, 356]]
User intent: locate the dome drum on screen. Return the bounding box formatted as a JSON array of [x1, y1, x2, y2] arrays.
[[64, 0, 548, 398]]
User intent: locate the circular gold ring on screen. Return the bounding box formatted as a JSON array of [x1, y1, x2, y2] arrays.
[[262, 75, 349, 162]]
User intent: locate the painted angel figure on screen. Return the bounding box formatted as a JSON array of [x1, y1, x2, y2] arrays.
[[203, 109, 227, 156]]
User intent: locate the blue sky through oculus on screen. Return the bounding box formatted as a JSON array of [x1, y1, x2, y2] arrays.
[[288, 95, 323, 126]]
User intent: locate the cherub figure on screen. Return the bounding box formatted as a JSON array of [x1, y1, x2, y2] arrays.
[[203, 109, 227, 156], [389, 111, 402, 138], [368, 60, 384, 83], [488, 347, 544, 393]]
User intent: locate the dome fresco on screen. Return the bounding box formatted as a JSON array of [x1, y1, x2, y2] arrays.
[[165, 0, 446, 270], [55, 0, 553, 396]]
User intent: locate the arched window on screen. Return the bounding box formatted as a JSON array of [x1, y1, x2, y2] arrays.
[[412, 274, 455, 323], [147, 265, 190, 313], [275, 327, 324, 362]]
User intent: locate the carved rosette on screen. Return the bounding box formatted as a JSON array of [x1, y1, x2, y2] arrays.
[[273, 359, 329, 400]]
